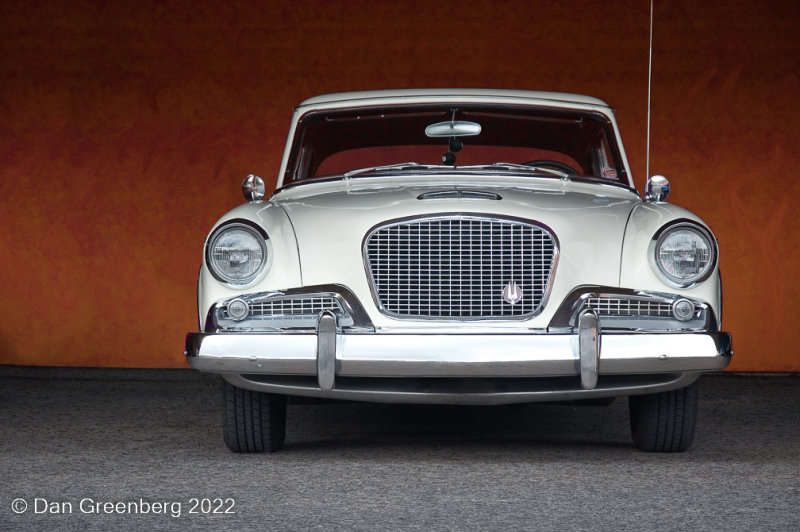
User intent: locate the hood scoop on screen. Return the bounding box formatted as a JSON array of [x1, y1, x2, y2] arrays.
[[417, 190, 502, 201]]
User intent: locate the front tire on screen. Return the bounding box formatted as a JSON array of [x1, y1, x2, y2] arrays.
[[629, 381, 698, 452], [222, 379, 287, 453]]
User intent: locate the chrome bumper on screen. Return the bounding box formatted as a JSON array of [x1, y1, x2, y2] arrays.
[[186, 330, 731, 377], [185, 316, 732, 404]]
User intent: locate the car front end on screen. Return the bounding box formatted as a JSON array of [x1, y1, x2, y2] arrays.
[[185, 89, 732, 452]]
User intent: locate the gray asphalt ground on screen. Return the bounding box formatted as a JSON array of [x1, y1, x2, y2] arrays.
[[1, 367, 798, 531]]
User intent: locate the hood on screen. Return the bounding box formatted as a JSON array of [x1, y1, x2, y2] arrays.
[[271, 175, 640, 320]]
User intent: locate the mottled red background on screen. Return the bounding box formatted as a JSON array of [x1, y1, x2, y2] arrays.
[[1, 1, 798, 370]]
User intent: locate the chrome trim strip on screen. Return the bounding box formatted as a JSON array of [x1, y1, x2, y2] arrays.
[[361, 213, 560, 322]]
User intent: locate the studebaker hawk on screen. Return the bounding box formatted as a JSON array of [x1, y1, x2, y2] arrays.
[[185, 89, 732, 453]]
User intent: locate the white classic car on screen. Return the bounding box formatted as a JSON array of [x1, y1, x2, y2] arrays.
[[186, 89, 732, 453]]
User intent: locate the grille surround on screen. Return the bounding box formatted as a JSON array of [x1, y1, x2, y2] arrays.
[[363, 214, 558, 320]]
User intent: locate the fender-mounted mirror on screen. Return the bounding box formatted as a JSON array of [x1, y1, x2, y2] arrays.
[[242, 174, 266, 202], [644, 174, 670, 202]]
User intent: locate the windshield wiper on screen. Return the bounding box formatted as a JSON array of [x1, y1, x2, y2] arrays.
[[343, 162, 441, 179], [341, 161, 571, 180], [482, 162, 570, 178]]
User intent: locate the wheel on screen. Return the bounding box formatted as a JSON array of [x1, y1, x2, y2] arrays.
[[523, 159, 579, 175], [222, 379, 287, 453], [629, 381, 698, 452]]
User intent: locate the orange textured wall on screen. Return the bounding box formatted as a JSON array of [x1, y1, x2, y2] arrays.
[[1, 0, 798, 370]]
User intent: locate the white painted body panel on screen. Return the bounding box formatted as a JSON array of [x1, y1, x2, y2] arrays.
[[273, 176, 637, 330], [198, 175, 722, 330]]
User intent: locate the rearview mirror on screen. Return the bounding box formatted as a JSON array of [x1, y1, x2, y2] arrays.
[[425, 120, 482, 138]]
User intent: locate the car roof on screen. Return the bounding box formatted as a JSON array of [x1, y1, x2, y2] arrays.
[[298, 89, 611, 109]]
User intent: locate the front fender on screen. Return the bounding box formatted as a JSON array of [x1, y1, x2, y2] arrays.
[[620, 202, 722, 327], [197, 202, 302, 330]]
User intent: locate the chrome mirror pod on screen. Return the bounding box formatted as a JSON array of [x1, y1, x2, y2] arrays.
[[242, 174, 266, 202], [644, 174, 670, 202]]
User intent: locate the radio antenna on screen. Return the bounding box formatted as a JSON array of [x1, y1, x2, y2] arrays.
[[646, 0, 654, 180]]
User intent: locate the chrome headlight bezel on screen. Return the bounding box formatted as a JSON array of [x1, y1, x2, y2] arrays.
[[205, 220, 270, 287], [650, 220, 717, 288]]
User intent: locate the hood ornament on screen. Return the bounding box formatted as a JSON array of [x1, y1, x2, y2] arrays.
[[502, 282, 523, 305]]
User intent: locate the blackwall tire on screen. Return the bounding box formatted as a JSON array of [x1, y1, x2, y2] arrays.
[[629, 381, 698, 452], [222, 379, 287, 453]]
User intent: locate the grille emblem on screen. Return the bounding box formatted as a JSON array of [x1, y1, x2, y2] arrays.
[[502, 282, 523, 305]]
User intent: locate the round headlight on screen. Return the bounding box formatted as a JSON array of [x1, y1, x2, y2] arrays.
[[654, 224, 716, 287], [207, 222, 267, 285]]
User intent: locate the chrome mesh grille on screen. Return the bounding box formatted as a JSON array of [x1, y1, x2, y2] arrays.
[[584, 297, 673, 317], [223, 296, 343, 320], [365, 216, 556, 318]]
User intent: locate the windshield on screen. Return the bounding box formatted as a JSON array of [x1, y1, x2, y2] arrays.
[[285, 104, 627, 185]]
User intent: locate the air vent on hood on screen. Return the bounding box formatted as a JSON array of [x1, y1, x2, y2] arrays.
[[417, 190, 502, 201]]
